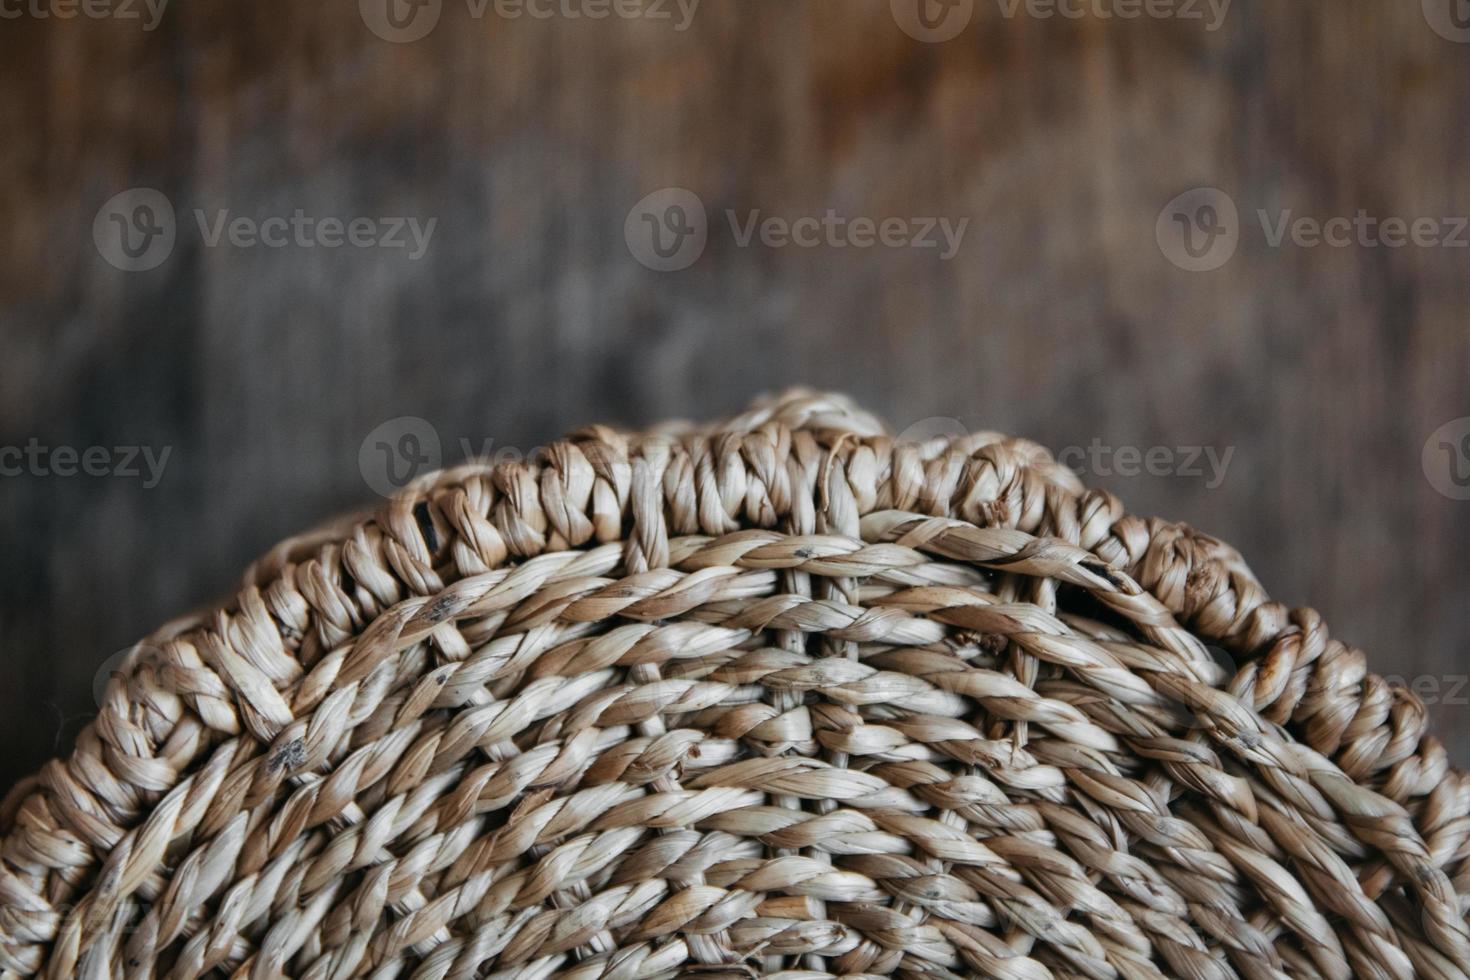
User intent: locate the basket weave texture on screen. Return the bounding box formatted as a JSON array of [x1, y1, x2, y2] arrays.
[[1, 391, 1465, 979]]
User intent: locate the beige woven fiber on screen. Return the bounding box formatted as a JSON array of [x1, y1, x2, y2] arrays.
[[2, 390, 1466, 979]]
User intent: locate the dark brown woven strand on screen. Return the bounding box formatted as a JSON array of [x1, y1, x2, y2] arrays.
[[0, 390, 1464, 979]]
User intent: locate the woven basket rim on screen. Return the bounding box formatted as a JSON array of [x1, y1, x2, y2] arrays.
[[0, 388, 1458, 977]]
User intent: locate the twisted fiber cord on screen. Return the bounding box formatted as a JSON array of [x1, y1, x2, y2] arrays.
[[88, 590, 1446, 980], [0, 391, 1465, 978]]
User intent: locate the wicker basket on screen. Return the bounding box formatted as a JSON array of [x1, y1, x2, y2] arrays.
[[1, 390, 1464, 979]]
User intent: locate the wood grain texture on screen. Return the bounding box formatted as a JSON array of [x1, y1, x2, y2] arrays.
[[1, 0, 1468, 793]]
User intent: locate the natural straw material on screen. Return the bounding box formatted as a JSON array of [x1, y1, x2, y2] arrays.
[[1, 391, 1465, 979]]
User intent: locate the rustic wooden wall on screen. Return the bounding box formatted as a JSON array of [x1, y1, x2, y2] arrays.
[[2, 0, 1468, 791]]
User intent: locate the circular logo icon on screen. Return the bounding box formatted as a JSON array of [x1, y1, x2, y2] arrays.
[[93, 645, 156, 709], [624, 188, 707, 272], [1163, 645, 1238, 732], [894, 416, 969, 447], [93, 188, 176, 272], [360, 416, 442, 497], [890, 0, 974, 42], [360, 0, 442, 42], [1155, 187, 1239, 272], [1423, 0, 1470, 42], [1423, 417, 1470, 500]]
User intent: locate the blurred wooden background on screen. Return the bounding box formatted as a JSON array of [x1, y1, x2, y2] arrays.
[[1, 0, 1468, 791]]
